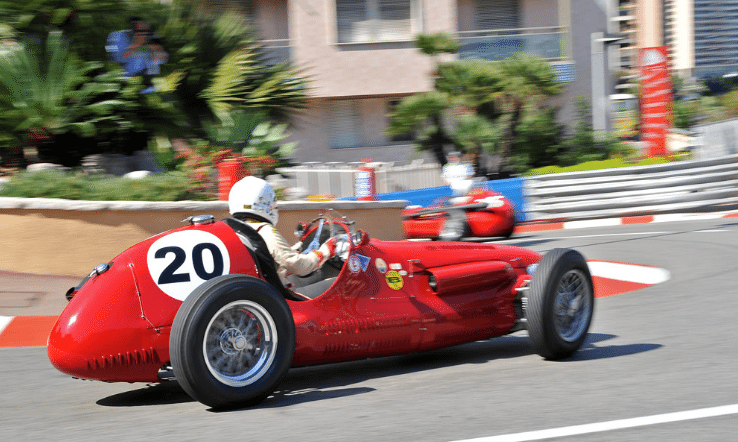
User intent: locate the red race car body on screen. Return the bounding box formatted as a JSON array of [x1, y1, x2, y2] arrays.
[[402, 188, 517, 241], [48, 211, 593, 409]]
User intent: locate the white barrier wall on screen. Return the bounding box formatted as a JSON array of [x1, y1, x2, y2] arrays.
[[525, 155, 738, 221]]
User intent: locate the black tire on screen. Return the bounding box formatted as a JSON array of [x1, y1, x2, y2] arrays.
[[527, 249, 594, 360], [170, 274, 295, 409], [439, 211, 469, 241]]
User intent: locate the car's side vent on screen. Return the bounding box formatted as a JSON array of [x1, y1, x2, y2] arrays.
[[510, 283, 529, 333]]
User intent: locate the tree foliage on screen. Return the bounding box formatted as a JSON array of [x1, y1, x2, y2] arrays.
[[389, 34, 563, 177], [0, 0, 308, 168]]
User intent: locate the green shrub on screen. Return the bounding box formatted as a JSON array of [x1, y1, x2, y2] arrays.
[[524, 156, 675, 176], [0, 170, 210, 201]]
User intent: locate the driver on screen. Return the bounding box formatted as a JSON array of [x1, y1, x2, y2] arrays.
[[442, 150, 474, 197], [228, 176, 338, 289]]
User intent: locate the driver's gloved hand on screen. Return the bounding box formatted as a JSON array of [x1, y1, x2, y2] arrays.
[[316, 237, 337, 266]]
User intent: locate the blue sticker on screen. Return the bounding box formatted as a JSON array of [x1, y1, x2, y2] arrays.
[[356, 254, 371, 272]]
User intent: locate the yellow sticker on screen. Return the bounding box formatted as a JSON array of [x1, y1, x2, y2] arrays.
[[386, 270, 404, 290]]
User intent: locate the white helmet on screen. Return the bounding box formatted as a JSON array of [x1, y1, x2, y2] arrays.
[[228, 176, 279, 225]]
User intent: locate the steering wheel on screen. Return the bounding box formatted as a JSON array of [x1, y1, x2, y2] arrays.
[[298, 217, 349, 270]]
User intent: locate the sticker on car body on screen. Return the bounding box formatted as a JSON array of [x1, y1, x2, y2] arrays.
[[147, 230, 231, 301], [386, 270, 404, 290], [375, 258, 388, 273]]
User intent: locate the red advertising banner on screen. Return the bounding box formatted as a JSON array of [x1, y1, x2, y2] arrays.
[[639, 47, 672, 157]]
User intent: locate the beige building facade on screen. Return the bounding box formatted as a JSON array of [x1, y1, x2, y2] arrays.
[[214, 0, 601, 164]]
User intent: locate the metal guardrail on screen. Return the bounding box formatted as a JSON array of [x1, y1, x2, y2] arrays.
[[525, 155, 738, 221], [280, 155, 738, 222], [277, 159, 444, 199]]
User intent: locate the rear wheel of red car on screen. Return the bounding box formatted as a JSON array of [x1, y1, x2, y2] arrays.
[[527, 249, 594, 360], [170, 274, 295, 409], [439, 211, 469, 241]]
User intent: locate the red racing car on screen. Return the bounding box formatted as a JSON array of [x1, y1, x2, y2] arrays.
[[402, 188, 517, 241], [48, 210, 593, 409]]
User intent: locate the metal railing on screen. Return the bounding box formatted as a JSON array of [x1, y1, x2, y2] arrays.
[[260, 39, 291, 64], [525, 155, 738, 221], [277, 159, 444, 199], [457, 26, 567, 61]]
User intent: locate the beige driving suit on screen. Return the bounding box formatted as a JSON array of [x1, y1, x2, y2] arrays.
[[239, 220, 323, 288]]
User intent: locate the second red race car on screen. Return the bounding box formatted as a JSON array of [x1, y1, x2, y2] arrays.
[[402, 187, 517, 241], [47, 210, 593, 409]]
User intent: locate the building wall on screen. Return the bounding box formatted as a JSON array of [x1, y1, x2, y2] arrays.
[[281, 0, 605, 163], [636, 0, 662, 48], [288, 0, 456, 98], [692, 0, 738, 78], [665, 0, 694, 76], [521, 0, 559, 27], [289, 98, 430, 163], [254, 0, 289, 40]]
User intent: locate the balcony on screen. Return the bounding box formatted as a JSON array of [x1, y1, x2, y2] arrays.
[[259, 39, 291, 64], [457, 26, 567, 62]]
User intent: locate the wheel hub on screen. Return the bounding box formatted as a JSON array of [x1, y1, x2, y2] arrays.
[[554, 269, 591, 342], [203, 301, 278, 387], [220, 328, 250, 354]]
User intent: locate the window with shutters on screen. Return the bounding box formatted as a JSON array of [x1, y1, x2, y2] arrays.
[[475, 0, 519, 31], [336, 0, 421, 44], [329, 101, 360, 148]]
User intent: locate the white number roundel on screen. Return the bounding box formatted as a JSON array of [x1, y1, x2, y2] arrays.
[[147, 230, 231, 301]]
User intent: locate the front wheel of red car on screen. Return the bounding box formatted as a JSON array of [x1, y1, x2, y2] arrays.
[[527, 249, 594, 360], [170, 275, 295, 409]]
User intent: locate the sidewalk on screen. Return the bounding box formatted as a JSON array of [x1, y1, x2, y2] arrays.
[[0, 271, 79, 317], [0, 271, 79, 347]]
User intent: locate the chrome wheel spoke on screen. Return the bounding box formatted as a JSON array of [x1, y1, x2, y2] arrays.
[[553, 269, 591, 342], [203, 300, 279, 387]]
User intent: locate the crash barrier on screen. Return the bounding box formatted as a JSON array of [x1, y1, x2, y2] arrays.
[[525, 154, 738, 221], [277, 159, 445, 199], [0, 198, 408, 276]]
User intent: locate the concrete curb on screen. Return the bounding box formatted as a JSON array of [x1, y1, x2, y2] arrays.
[[516, 209, 738, 233]]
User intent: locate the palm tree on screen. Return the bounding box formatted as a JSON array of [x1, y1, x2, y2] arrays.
[[386, 90, 453, 166], [0, 31, 98, 162], [493, 54, 562, 176], [388, 34, 562, 176]]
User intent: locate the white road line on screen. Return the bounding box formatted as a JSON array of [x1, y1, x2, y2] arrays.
[[549, 231, 669, 239], [694, 229, 730, 233], [587, 261, 670, 285], [652, 213, 727, 223], [564, 218, 622, 229], [451, 404, 738, 442], [0, 316, 13, 335]]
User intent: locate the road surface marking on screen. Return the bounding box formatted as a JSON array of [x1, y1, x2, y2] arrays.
[[451, 403, 738, 442], [564, 218, 623, 229], [587, 261, 670, 285], [549, 231, 669, 239], [0, 316, 11, 335]]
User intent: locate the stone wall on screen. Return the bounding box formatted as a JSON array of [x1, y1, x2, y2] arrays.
[[0, 199, 407, 276]]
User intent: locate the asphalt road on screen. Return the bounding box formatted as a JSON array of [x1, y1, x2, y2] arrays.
[[2, 217, 738, 441]]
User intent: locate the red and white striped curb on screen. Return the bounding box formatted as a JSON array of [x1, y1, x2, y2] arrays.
[[0, 260, 669, 347], [517, 210, 738, 233], [0, 315, 57, 348], [588, 260, 670, 298]]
